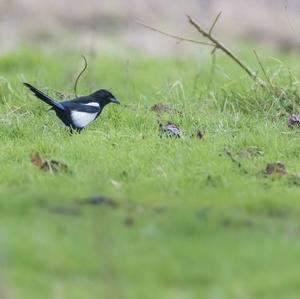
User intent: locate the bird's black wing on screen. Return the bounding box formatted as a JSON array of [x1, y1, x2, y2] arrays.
[[67, 95, 94, 104], [61, 101, 100, 113], [24, 83, 65, 111]]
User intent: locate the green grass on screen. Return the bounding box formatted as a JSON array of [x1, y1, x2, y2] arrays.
[[1, 47, 300, 298]]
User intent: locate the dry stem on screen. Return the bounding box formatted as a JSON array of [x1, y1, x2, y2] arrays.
[[253, 49, 274, 89], [74, 55, 88, 97]]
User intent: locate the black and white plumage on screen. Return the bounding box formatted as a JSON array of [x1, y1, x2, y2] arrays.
[[24, 83, 120, 132]]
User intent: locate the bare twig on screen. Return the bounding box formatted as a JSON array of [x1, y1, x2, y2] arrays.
[[137, 21, 215, 47], [209, 11, 222, 35], [186, 14, 266, 87], [74, 55, 88, 97], [253, 49, 274, 89]]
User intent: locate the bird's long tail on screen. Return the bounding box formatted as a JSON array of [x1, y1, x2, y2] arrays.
[[23, 83, 64, 111]]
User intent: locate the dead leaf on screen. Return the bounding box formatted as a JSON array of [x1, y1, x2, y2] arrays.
[[41, 160, 69, 173], [193, 130, 205, 139], [264, 162, 286, 176], [159, 122, 185, 138], [30, 153, 70, 173], [288, 114, 300, 128], [31, 153, 44, 168]]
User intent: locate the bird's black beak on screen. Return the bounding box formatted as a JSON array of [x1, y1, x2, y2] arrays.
[[111, 98, 121, 105]]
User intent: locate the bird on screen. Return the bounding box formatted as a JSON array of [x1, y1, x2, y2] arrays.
[[24, 83, 120, 132]]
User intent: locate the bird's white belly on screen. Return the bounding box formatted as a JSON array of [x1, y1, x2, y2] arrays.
[[71, 111, 98, 128]]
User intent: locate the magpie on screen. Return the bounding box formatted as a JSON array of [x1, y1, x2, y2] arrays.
[[24, 83, 120, 132]]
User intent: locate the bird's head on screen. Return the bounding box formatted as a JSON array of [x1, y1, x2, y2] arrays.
[[91, 89, 120, 106]]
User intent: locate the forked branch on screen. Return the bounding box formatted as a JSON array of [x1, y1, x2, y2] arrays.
[[186, 14, 266, 86], [140, 13, 266, 87]]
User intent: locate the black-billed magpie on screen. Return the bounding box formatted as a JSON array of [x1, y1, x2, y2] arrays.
[[24, 83, 120, 132]]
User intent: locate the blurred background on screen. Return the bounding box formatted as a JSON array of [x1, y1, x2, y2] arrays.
[[0, 0, 300, 55]]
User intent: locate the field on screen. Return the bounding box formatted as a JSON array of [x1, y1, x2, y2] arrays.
[[1, 47, 300, 298]]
